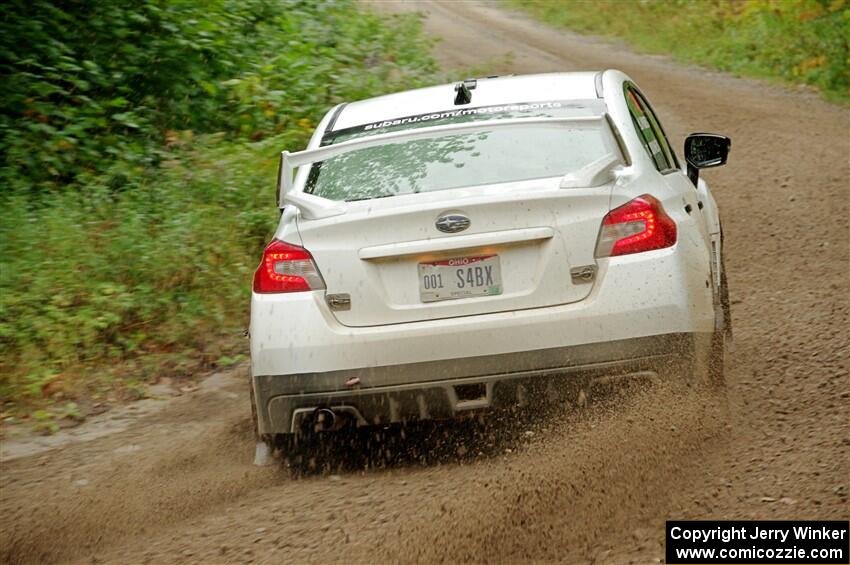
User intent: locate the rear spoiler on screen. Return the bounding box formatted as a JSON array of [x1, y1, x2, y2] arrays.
[[278, 115, 619, 218]]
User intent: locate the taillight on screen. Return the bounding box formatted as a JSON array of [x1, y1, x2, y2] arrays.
[[253, 239, 325, 293], [595, 194, 677, 257]]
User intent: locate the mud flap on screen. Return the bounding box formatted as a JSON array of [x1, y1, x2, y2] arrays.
[[253, 441, 273, 466]]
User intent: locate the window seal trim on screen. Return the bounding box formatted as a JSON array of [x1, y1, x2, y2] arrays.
[[624, 82, 681, 170]]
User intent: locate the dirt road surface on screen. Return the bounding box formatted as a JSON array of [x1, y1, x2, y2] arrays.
[[2, 2, 848, 563]]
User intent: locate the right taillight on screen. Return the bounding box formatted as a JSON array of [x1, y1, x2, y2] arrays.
[[253, 239, 325, 294], [595, 194, 677, 257]]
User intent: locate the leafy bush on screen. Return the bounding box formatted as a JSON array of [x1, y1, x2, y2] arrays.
[[1, 0, 437, 192], [511, 0, 849, 103], [0, 0, 438, 406]]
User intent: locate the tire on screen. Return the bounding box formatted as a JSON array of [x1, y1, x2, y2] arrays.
[[709, 244, 731, 389], [653, 331, 719, 390], [249, 380, 261, 440], [708, 330, 726, 389], [719, 254, 733, 341], [656, 346, 704, 389]]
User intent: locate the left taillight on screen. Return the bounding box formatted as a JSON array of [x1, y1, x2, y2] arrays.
[[595, 194, 677, 257], [253, 239, 325, 294]]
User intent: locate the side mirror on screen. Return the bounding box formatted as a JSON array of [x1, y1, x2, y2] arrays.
[[684, 133, 731, 185]]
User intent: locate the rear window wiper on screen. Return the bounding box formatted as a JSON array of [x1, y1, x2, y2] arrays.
[[345, 194, 394, 202]]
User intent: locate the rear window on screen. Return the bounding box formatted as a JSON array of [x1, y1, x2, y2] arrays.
[[304, 100, 615, 202]]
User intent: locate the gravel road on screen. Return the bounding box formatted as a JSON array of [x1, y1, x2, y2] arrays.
[[2, 2, 848, 563]]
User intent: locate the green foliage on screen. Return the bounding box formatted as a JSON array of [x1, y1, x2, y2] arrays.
[[62, 402, 82, 421], [216, 354, 245, 367], [1, 0, 437, 192], [31, 409, 59, 435], [1, 135, 283, 383], [511, 0, 850, 103], [0, 1, 438, 406]]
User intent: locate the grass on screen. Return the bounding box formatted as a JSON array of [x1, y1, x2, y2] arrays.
[[0, 2, 441, 430], [509, 0, 850, 105], [0, 133, 294, 428]]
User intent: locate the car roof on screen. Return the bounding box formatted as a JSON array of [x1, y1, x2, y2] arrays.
[[330, 72, 603, 131]]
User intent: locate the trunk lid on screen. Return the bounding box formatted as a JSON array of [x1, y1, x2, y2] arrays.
[[296, 179, 611, 327]]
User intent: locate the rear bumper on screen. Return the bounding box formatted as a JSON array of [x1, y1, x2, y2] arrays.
[[254, 332, 702, 434], [251, 244, 715, 434]]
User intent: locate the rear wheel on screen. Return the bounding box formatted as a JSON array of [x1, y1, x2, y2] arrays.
[[654, 333, 716, 390], [249, 381, 259, 438], [708, 330, 726, 389], [709, 248, 731, 389]]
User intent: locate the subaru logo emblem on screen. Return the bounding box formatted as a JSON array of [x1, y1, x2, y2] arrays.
[[435, 213, 470, 233]]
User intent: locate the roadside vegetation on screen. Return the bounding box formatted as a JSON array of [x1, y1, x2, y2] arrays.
[[511, 0, 849, 104], [0, 0, 438, 428]]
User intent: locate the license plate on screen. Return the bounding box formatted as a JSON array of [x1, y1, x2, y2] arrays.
[[418, 255, 502, 303]]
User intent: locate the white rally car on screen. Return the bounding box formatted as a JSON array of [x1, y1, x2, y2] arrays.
[[249, 70, 731, 460]]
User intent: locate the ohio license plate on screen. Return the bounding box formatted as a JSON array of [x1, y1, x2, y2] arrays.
[[418, 255, 502, 303]]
